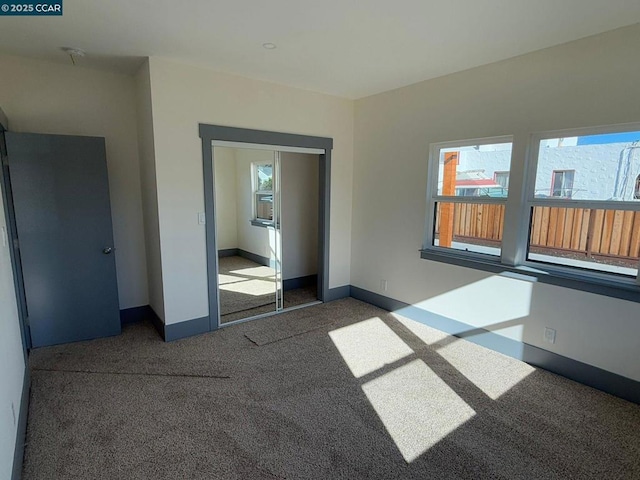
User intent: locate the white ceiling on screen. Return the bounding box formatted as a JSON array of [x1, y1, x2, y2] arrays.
[[1, 1, 640, 99]]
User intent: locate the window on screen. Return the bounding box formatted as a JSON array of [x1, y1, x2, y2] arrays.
[[425, 138, 513, 257], [550, 170, 575, 198], [253, 163, 273, 222], [527, 130, 640, 277], [423, 126, 640, 293]]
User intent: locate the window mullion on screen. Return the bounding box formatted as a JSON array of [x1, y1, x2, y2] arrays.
[[423, 143, 439, 250], [501, 134, 532, 267]]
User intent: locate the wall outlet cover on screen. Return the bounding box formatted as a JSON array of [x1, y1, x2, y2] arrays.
[[544, 327, 556, 344]]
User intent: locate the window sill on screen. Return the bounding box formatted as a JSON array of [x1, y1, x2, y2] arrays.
[[420, 248, 640, 304], [250, 220, 279, 228]]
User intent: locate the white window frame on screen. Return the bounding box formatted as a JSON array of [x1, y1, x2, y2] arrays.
[[521, 124, 640, 284], [423, 123, 640, 293], [252, 162, 274, 223], [424, 135, 514, 262]]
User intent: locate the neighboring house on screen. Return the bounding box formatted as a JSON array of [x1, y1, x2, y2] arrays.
[[439, 139, 640, 201]]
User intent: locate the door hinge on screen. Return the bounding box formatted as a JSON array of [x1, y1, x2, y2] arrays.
[[24, 316, 30, 326], [13, 238, 19, 250]]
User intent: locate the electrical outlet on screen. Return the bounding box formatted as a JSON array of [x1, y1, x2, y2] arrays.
[[544, 327, 556, 344], [380, 279, 388, 291], [197, 212, 206, 225]]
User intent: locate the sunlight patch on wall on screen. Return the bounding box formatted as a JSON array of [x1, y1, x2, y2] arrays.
[[328, 317, 414, 378], [391, 313, 450, 345], [219, 279, 275, 296], [410, 275, 533, 341], [362, 359, 476, 462]]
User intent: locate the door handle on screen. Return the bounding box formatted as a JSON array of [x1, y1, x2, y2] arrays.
[[102, 247, 114, 255]]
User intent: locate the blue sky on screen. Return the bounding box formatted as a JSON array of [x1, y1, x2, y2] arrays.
[[577, 131, 640, 145]]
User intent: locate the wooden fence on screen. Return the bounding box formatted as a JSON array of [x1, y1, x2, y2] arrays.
[[436, 203, 640, 260]]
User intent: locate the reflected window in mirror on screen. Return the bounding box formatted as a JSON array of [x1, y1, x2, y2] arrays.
[[253, 163, 274, 222]]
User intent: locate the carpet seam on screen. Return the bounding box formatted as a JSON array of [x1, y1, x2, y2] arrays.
[[244, 321, 336, 346], [31, 367, 231, 379]]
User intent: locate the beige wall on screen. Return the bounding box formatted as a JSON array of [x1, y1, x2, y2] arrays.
[[234, 148, 273, 260], [148, 57, 353, 325], [135, 61, 164, 318], [0, 170, 26, 480], [352, 24, 640, 381], [214, 147, 319, 280], [0, 53, 148, 309], [213, 147, 239, 251]]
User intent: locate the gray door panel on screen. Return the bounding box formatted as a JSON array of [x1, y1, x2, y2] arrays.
[[6, 132, 120, 347]]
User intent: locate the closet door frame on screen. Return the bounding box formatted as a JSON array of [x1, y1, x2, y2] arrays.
[[199, 124, 333, 331]]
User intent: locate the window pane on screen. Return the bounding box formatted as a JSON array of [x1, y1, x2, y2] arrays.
[[256, 193, 273, 220], [433, 202, 504, 256], [528, 206, 640, 276], [535, 132, 640, 201], [436, 143, 512, 197], [256, 164, 273, 191]]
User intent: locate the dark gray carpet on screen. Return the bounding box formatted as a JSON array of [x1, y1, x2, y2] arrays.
[[24, 299, 640, 479], [244, 306, 333, 346]]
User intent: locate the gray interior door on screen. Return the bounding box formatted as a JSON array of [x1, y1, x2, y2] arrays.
[[6, 132, 120, 347]]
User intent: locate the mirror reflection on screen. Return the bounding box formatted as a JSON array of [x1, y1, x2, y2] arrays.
[[214, 146, 319, 324]]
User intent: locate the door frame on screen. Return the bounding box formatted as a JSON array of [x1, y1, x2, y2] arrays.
[[0, 109, 31, 353], [199, 124, 333, 331]]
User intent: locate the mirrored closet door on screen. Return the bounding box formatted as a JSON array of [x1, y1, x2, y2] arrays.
[[214, 146, 282, 324]]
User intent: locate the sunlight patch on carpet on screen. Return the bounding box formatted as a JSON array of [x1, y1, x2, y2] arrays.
[[218, 273, 246, 285], [329, 317, 414, 378], [220, 279, 276, 296], [362, 359, 476, 462], [436, 340, 535, 400], [229, 266, 276, 278], [390, 314, 534, 400]]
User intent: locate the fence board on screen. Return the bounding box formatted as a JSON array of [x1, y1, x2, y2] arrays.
[[569, 208, 583, 250], [454, 203, 462, 238], [608, 210, 624, 255], [554, 208, 565, 248], [630, 212, 640, 258], [619, 211, 634, 257], [600, 210, 615, 255], [579, 209, 590, 251], [548, 208, 559, 248], [531, 207, 542, 245], [540, 207, 551, 246], [590, 210, 604, 254], [449, 203, 637, 266], [481, 205, 489, 239]]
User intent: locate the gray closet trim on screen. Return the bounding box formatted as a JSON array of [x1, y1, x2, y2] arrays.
[[0, 113, 31, 354], [199, 124, 333, 332]]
